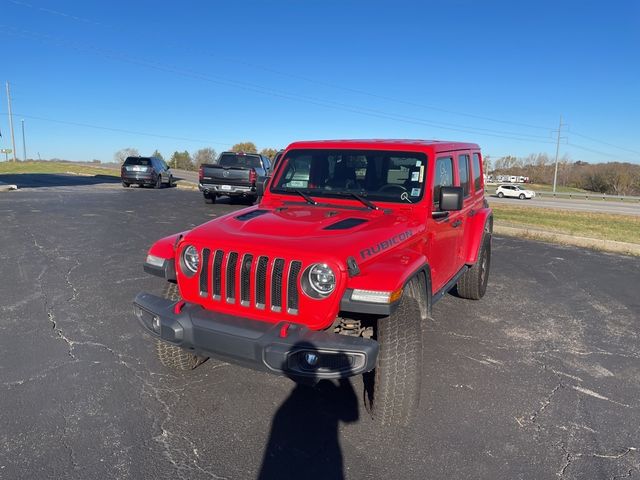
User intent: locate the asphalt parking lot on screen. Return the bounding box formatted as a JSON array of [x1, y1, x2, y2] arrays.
[[1, 176, 639, 479]]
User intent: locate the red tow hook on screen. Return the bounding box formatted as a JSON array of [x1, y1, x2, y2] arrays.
[[173, 300, 186, 315], [279, 323, 290, 338]]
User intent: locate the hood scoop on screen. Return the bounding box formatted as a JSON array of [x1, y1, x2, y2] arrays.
[[235, 209, 268, 221], [323, 218, 368, 230]]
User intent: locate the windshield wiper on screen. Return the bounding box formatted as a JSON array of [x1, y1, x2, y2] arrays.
[[293, 189, 317, 205], [330, 191, 380, 210]]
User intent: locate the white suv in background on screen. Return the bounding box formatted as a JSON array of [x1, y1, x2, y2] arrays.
[[496, 184, 536, 200]]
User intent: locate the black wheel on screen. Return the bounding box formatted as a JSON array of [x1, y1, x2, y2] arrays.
[[519, 193, 525, 200], [122, 181, 130, 188], [367, 275, 425, 428], [204, 193, 216, 204], [456, 231, 491, 300], [497, 192, 504, 198], [154, 175, 162, 189], [168, 175, 175, 187], [154, 283, 208, 370]]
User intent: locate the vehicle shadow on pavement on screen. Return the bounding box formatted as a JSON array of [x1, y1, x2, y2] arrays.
[[257, 348, 359, 480], [0, 173, 122, 188]]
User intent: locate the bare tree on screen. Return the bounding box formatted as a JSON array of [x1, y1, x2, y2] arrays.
[[194, 148, 217, 168], [114, 147, 140, 164]]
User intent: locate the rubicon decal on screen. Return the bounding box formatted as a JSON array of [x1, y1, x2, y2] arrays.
[[360, 230, 413, 260]]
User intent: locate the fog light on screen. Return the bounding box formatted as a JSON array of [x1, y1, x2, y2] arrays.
[[152, 316, 161, 333], [304, 352, 319, 367]]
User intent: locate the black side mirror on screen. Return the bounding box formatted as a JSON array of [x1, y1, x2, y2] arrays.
[[439, 186, 464, 211], [256, 178, 268, 197]]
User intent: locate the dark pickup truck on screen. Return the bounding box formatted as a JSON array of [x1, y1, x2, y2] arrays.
[[198, 152, 271, 204]]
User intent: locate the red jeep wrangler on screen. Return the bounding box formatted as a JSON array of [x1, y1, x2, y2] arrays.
[[134, 140, 492, 426]]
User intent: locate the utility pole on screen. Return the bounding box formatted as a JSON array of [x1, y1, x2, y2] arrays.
[[21, 119, 26, 161], [6, 81, 17, 162], [552, 115, 564, 193]]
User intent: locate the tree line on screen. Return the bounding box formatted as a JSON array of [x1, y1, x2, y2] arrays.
[[114, 142, 279, 171], [490, 153, 640, 196]]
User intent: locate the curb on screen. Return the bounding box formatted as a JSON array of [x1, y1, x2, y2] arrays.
[[494, 224, 640, 257]]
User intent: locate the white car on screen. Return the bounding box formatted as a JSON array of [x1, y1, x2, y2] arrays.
[[496, 184, 536, 200]]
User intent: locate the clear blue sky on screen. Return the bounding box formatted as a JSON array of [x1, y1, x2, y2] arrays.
[[1, 0, 639, 163]]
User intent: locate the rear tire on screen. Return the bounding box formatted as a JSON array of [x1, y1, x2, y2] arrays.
[[204, 193, 216, 204], [368, 275, 424, 428], [122, 182, 130, 188], [169, 175, 175, 187], [456, 232, 491, 300], [154, 283, 208, 371], [155, 175, 162, 189]]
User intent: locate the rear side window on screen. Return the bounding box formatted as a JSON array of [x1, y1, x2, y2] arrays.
[[458, 154, 470, 197], [124, 157, 151, 166], [472, 153, 482, 191], [433, 157, 454, 207]]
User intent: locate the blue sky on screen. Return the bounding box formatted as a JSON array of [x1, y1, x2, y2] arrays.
[[1, 0, 639, 163]]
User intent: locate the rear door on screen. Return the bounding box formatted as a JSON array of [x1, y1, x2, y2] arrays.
[[453, 151, 473, 265]]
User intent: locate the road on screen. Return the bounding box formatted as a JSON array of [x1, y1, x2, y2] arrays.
[[1, 176, 639, 479]]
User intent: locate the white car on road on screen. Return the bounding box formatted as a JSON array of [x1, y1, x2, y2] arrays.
[[496, 184, 536, 200]]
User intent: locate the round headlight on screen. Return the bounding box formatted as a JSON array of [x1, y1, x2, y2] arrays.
[[307, 263, 336, 296], [182, 245, 200, 274]]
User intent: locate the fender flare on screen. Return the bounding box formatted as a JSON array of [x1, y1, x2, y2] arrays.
[[464, 209, 493, 265]]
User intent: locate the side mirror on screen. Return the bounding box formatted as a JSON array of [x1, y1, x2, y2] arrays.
[[439, 186, 464, 211], [256, 177, 269, 197]]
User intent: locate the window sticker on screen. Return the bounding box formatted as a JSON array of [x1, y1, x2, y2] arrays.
[[411, 187, 420, 197], [419, 165, 425, 183], [411, 171, 420, 182], [415, 160, 422, 167]]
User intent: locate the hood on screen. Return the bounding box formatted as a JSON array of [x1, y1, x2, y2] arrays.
[[184, 204, 421, 265]]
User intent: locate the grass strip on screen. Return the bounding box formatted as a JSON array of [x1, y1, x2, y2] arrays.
[[490, 203, 640, 244], [0, 161, 119, 177]]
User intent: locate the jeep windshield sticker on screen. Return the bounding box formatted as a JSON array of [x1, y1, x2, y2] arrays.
[[360, 230, 413, 260], [410, 188, 420, 197], [415, 160, 422, 167], [411, 171, 420, 182]]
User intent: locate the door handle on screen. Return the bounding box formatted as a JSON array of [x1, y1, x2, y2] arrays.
[[451, 219, 462, 228]]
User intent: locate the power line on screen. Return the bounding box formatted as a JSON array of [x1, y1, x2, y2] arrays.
[[0, 25, 558, 144], [567, 142, 638, 163], [0, 112, 233, 146], [3, 1, 556, 132], [568, 131, 640, 156]]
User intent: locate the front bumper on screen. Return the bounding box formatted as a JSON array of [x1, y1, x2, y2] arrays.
[[133, 292, 378, 380], [199, 183, 255, 196]]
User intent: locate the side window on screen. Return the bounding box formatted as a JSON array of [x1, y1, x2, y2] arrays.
[[433, 157, 454, 207], [458, 154, 471, 197], [472, 153, 482, 191], [263, 157, 271, 170]]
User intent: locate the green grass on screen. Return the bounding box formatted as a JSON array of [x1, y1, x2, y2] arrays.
[[527, 183, 590, 193], [490, 203, 640, 244], [0, 161, 119, 177]]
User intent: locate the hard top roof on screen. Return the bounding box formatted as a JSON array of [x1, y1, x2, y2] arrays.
[[285, 139, 480, 151]]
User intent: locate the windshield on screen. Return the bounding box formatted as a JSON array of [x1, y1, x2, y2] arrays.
[[271, 149, 427, 203], [218, 153, 261, 169]]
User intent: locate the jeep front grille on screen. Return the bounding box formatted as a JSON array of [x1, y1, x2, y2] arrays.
[[202, 250, 301, 315]]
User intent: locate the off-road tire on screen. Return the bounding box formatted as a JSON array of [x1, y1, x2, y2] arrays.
[[155, 283, 208, 370], [456, 233, 491, 300], [204, 193, 216, 204], [497, 192, 504, 198], [369, 275, 424, 428], [122, 182, 130, 188], [154, 175, 162, 189]]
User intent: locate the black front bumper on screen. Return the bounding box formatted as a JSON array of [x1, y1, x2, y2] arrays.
[[133, 292, 378, 380]]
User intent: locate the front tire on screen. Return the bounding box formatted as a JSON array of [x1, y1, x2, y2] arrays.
[[368, 275, 424, 428], [519, 193, 525, 200], [456, 232, 491, 300], [497, 192, 504, 198], [155, 283, 208, 370]]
